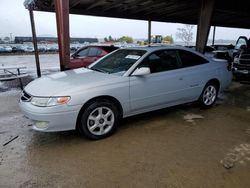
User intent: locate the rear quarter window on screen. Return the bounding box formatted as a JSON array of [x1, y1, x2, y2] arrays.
[[178, 50, 208, 67]]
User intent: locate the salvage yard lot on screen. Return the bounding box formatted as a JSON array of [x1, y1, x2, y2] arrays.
[[0, 82, 250, 187]]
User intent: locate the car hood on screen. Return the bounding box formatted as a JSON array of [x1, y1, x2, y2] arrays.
[[25, 68, 122, 96]]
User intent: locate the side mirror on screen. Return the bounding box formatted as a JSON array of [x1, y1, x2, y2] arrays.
[[132, 67, 150, 76], [71, 54, 79, 59]]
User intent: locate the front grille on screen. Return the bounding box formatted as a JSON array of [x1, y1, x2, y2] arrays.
[[233, 63, 250, 70], [240, 54, 250, 59], [21, 90, 32, 102], [239, 54, 250, 65], [239, 59, 250, 65]]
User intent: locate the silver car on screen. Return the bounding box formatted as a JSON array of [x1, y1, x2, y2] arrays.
[[19, 46, 232, 139]]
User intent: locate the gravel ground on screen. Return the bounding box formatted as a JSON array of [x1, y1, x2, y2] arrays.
[[0, 77, 250, 187]]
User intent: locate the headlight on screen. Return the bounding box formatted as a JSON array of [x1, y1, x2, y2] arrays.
[[31, 96, 70, 107]]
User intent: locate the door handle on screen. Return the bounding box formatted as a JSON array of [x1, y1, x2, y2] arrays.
[[179, 77, 184, 80]]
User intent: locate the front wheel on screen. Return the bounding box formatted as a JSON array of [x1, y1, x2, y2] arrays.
[[78, 100, 119, 140], [199, 83, 218, 108]]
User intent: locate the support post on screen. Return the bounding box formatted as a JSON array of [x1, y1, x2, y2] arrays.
[[148, 20, 151, 46], [196, 0, 215, 53], [29, 10, 41, 78], [54, 0, 70, 71], [17, 68, 23, 90], [212, 26, 216, 46]]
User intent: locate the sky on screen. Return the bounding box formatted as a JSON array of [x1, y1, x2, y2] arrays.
[[0, 0, 250, 42]]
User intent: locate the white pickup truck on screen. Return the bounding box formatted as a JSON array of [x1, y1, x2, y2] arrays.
[[231, 36, 250, 81]]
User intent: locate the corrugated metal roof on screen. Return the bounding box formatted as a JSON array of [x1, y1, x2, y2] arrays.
[[24, 0, 250, 29]]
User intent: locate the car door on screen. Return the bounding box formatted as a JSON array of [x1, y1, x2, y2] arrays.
[[129, 50, 188, 112], [233, 36, 248, 58], [69, 47, 89, 69], [176, 49, 211, 100]]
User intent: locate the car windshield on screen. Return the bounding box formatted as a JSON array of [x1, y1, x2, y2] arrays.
[[89, 49, 146, 75]]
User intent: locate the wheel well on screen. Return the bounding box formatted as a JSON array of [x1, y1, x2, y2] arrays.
[[76, 96, 123, 129], [207, 79, 220, 90]]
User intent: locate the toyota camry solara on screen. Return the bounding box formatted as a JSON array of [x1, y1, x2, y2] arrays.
[[19, 46, 232, 139]]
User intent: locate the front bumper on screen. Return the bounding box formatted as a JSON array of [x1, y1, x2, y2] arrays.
[[19, 100, 82, 132], [232, 66, 250, 81]]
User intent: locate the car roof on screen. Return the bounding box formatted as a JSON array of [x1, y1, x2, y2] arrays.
[[86, 44, 118, 48], [81, 45, 119, 51], [120, 45, 211, 62], [121, 45, 193, 53]]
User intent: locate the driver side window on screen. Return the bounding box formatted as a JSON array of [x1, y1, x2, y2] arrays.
[[235, 38, 247, 50], [77, 48, 89, 57]]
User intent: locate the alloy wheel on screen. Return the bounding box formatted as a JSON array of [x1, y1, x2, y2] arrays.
[[202, 85, 217, 106], [87, 107, 115, 136]]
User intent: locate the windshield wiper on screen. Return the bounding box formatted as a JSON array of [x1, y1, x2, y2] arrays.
[[89, 67, 108, 73]]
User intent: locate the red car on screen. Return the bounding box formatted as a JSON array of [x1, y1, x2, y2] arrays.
[[67, 45, 119, 69]]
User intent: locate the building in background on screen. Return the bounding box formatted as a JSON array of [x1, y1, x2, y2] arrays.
[[14, 36, 98, 44]]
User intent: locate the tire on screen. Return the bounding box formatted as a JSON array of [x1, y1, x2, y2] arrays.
[[78, 99, 119, 140], [199, 82, 219, 108]]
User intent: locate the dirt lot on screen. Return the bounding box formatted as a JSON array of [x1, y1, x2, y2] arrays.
[[0, 82, 250, 188]]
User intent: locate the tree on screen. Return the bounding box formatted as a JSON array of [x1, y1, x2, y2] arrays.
[[104, 35, 116, 42], [3, 36, 10, 42], [176, 24, 194, 45], [163, 35, 174, 44], [118, 36, 134, 43], [108, 35, 114, 42], [104, 37, 108, 42]]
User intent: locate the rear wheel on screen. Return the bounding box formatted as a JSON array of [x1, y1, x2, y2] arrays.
[[78, 100, 119, 140], [199, 82, 218, 108]]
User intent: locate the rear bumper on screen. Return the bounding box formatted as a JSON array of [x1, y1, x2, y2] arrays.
[[19, 100, 82, 132]]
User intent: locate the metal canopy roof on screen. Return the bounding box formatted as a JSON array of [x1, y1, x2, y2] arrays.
[[24, 0, 250, 29]]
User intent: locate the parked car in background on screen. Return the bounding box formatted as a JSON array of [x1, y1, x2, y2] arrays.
[[212, 50, 233, 63], [70, 46, 78, 52], [185, 45, 215, 52], [0, 46, 7, 53], [46, 45, 58, 52], [231, 36, 250, 81], [5, 46, 12, 53], [212, 44, 234, 51], [20, 46, 232, 140], [11, 46, 25, 53], [67, 45, 119, 69], [25, 46, 35, 53], [185, 45, 216, 59], [70, 44, 82, 52], [212, 44, 234, 58], [186, 45, 233, 63], [0, 46, 12, 53], [38, 45, 47, 53]]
